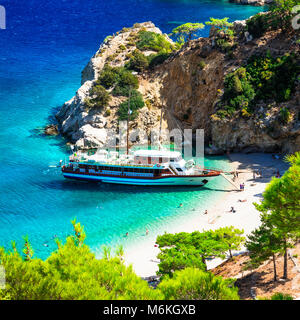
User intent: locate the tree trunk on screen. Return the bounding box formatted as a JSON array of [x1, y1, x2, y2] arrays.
[[201, 256, 207, 271], [283, 247, 288, 279], [272, 254, 277, 282], [229, 245, 233, 259]]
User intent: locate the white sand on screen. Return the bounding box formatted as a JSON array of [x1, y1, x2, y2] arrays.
[[124, 153, 290, 278]]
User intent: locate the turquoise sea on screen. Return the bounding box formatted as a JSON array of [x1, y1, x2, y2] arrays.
[[0, 0, 264, 258]]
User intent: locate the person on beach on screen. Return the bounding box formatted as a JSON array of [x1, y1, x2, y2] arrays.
[[253, 171, 256, 179], [230, 207, 236, 213], [146, 229, 149, 235], [204, 210, 208, 215]]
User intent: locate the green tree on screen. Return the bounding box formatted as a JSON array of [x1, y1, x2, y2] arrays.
[[254, 152, 300, 279], [246, 218, 284, 281], [156, 230, 228, 277], [170, 23, 205, 43], [205, 17, 234, 36], [158, 268, 239, 300], [0, 221, 163, 300], [214, 226, 245, 259]]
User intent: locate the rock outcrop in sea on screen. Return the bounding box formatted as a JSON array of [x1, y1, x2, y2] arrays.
[[56, 18, 300, 154], [229, 0, 273, 6]]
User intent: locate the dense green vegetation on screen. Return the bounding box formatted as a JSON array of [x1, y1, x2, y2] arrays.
[[0, 220, 162, 300], [0, 220, 239, 300], [246, 152, 300, 281], [96, 65, 139, 97], [126, 49, 149, 72], [246, 0, 300, 38], [217, 52, 299, 118], [136, 30, 174, 53], [157, 268, 239, 300], [156, 227, 245, 277], [258, 292, 294, 300]]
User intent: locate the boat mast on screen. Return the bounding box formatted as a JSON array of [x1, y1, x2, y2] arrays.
[[126, 87, 131, 155], [159, 107, 163, 150]]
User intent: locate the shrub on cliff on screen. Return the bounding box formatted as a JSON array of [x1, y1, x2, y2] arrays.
[[137, 30, 174, 53], [270, 0, 300, 30], [86, 84, 111, 109], [97, 65, 121, 89], [147, 52, 171, 69], [223, 67, 255, 112], [246, 14, 271, 39], [221, 52, 299, 116], [118, 89, 144, 121], [126, 49, 149, 72]]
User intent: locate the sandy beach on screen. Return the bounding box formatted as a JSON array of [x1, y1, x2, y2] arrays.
[[124, 153, 290, 278]]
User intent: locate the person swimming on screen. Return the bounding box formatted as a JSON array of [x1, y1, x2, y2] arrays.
[[178, 203, 183, 208]]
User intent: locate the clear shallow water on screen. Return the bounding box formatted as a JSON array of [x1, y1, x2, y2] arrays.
[[0, 0, 264, 258]]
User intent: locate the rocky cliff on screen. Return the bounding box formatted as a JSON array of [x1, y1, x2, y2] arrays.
[[56, 18, 300, 154]]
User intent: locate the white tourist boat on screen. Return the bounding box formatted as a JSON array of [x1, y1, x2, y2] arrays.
[[61, 148, 222, 186]]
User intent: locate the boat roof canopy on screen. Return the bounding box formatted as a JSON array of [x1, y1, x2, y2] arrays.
[[134, 150, 181, 158]]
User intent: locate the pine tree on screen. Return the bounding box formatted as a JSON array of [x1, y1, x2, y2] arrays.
[[158, 267, 239, 300], [246, 217, 284, 281]]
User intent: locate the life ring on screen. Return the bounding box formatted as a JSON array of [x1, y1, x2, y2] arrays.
[[155, 163, 161, 168]]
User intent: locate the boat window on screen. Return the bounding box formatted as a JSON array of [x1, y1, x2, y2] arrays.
[[176, 168, 183, 172]]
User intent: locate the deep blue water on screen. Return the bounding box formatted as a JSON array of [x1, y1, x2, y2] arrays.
[[0, 0, 264, 258]]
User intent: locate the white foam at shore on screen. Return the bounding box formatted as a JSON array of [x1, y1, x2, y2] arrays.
[[123, 153, 290, 277]]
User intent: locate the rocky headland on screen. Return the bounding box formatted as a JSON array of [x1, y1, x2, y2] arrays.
[[56, 15, 300, 154]]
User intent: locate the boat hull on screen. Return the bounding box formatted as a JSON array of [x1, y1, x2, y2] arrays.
[[62, 172, 216, 186]]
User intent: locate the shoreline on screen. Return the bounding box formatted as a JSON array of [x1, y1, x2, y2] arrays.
[[124, 152, 290, 277]]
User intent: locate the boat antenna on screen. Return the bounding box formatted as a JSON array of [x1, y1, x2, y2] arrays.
[[127, 86, 132, 155]]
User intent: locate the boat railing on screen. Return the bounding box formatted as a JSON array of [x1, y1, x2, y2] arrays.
[[195, 166, 223, 173]]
